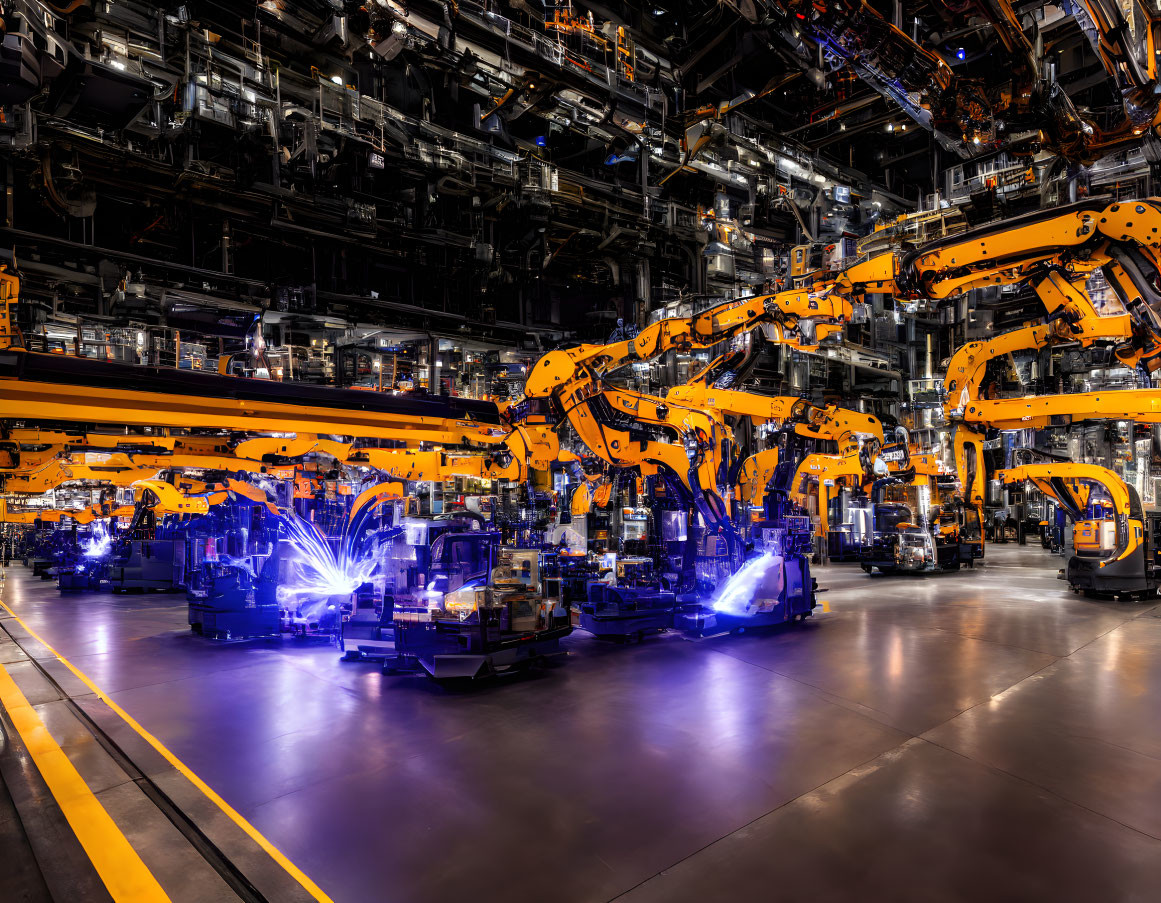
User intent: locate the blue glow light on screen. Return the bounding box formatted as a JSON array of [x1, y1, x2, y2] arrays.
[[956, 48, 965, 60], [82, 522, 112, 559], [535, 135, 547, 147], [711, 550, 783, 616]]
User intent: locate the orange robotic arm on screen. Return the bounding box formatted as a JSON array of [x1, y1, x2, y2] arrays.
[[996, 462, 1143, 568]]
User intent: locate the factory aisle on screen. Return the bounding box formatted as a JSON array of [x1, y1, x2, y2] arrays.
[[3, 546, 1161, 903], [0, 578, 328, 903]]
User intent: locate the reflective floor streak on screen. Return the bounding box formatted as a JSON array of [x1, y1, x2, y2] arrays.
[[3, 545, 1161, 903]]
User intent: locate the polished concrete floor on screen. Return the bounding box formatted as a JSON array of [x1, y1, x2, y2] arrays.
[[3, 545, 1161, 902]]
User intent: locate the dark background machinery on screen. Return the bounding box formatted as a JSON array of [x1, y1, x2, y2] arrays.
[[12, 0, 1146, 354]]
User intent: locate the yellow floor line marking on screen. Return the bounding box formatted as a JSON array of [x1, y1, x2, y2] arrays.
[[0, 596, 334, 903], [0, 661, 171, 902]]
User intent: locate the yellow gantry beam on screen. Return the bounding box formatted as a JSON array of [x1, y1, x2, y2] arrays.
[[0, 374, 504, 446], [0, 500, 135, 524]]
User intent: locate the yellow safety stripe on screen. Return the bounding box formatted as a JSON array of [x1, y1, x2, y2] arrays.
[[0, 662, 170, 902], [0, 598, 334, 903]]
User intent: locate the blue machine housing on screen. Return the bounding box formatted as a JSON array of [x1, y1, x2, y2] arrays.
[[110, 538, 185, 591], [578, 584, 678, 639], [188, 569, 281, 640], [385, 607, 573, 680], [340, 531, 574, 681], [58, 559, 110, 593]]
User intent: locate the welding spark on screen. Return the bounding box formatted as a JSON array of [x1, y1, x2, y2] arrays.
[[711, 550, 783, 616], [276, 515, 380, 606], [275, 491, 402, 616], [82, 522, 113, 559]]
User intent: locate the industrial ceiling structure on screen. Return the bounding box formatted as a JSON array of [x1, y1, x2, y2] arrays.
[[5, 0, 1153, 349]]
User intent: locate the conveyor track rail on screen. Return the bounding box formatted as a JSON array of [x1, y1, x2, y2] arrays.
[[0, 614, 272, 903]]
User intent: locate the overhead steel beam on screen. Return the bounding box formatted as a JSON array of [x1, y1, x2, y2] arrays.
[[681, 22, 738, 74], [696, 48, 747, 94], [0, 351, 505, 445]]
